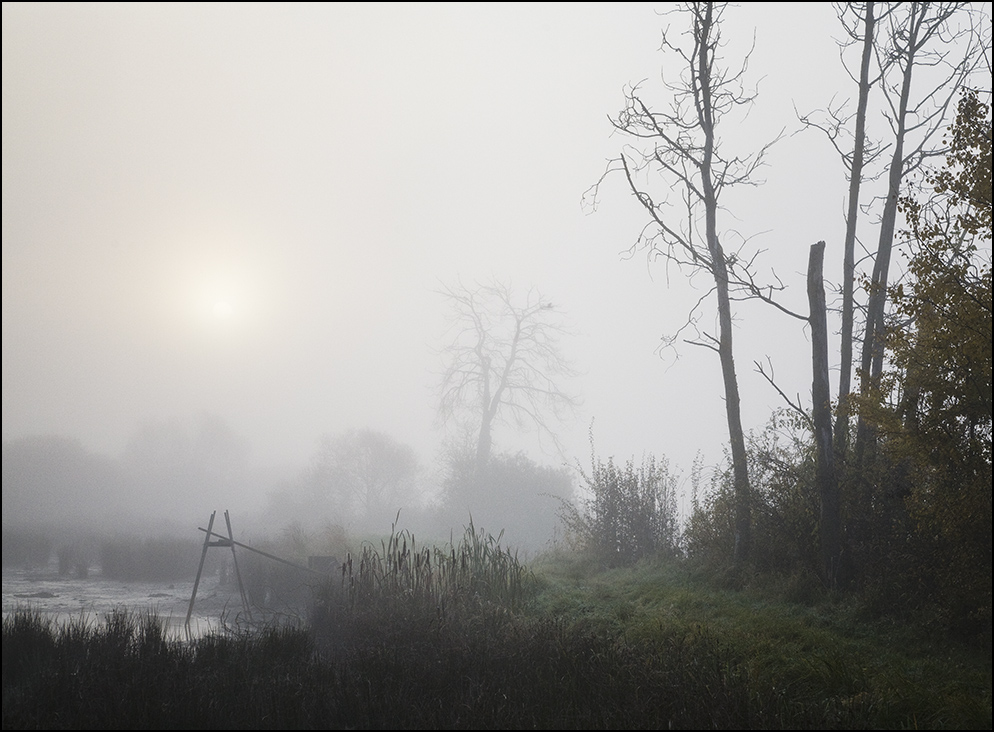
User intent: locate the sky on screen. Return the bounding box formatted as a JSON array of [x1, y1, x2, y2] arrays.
[[2, 3, 985, 503]]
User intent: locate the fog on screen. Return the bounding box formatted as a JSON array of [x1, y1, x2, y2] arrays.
[[3, 4, 982, 548]]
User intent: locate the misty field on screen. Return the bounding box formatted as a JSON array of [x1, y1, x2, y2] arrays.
[[3, 524, 990, 730]]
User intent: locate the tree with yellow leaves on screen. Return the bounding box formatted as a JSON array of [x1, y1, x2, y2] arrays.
[[862, 87, 991, 627]]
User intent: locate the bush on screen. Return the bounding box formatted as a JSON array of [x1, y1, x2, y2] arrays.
[[561, 446, 680, 565], [684, 412, 820, 578], [440, 450, 574, 553]]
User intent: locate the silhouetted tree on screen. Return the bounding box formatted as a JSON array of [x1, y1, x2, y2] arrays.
[[435, 278, 579, 472], [586, 2, 784, 563]]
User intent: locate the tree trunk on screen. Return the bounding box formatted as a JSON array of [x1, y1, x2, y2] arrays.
[[697, 2, 750, 563], [476, 416, 492, 473], [715, 251, 751, 564], [476, 354, 493, 472], [476, 319, 522, 473], [835, 1, 877, 461], [809, 241, 841, 586], [854, 3, 919, 473]]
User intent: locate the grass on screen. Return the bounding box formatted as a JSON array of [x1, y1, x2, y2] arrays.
[[343, 518, 531, 610], [529, 552, 992, 729], [3, 530, 991, 729]]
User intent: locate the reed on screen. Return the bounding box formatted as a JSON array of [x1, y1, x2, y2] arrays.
[[342, 518, 530, 612]]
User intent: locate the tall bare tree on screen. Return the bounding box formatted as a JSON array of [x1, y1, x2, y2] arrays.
[[799, 4, 983, 467], [585, 2, 783, 563], [854, 1, 985, 470], [436, 278, 579, 472], [799, 2, 887, 460]]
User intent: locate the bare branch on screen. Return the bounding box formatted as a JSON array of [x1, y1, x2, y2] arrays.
[[755, 358, 813, 429]]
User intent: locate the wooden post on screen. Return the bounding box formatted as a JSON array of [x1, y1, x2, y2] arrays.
[[185, 510, 216, 631], [186, 510, 254, 633], [223, 510, 252, 622]]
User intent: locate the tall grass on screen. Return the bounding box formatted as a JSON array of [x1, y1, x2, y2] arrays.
[[309, 519, 532, 659], [0, 604, 760, 729], [2, 608, 328, 729], [4, 530, 989, 729], [343, 519, 529, 611]]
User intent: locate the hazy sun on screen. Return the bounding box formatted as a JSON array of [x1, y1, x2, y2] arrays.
[[212, 300, 234, 319]]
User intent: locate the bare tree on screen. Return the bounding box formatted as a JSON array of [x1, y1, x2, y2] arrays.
[[799, 3, 984, 470], [799, 2, 888, 460], [854, 1, 985, 469], [435, 278, 579, 472], [585, 2, 784, 563]]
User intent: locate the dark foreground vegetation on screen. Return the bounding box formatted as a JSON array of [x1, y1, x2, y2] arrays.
[[4, 521, 991, 730]]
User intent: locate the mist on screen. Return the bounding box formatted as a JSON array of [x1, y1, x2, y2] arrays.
[[3, 4, 984, 551], [3, 6, 989, 729]]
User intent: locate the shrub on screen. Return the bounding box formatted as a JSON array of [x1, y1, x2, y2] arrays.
[[684, 412, 820, 578], [561, 445, 681, 565], [440, 450, 574, 553]]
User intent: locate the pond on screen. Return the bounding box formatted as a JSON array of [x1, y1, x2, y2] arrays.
[[2, 561, 251, 639]]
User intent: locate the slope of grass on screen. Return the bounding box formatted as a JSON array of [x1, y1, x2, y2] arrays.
[[528, 551, 992, 729]]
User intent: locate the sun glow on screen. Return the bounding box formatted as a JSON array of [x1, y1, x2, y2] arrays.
[[212, 300, 234, 320], [164, 234, 281, 338], [189, 268, 247, 327], [189, 275, 246, 331]]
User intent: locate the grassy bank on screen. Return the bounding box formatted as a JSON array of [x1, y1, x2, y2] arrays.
[[3, 532, 990, 729], [530, 553, 992, 729]]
